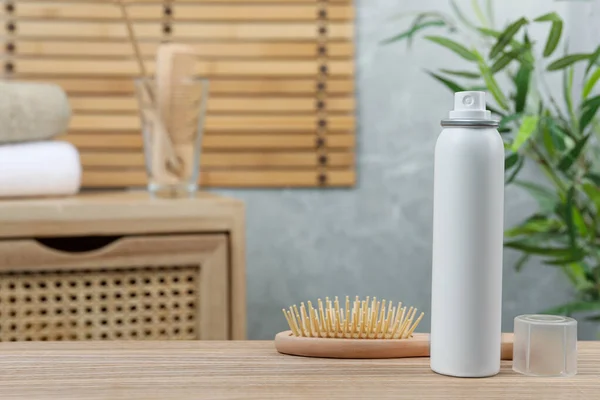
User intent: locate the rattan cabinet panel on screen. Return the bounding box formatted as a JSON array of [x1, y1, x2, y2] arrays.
[[0, 191, 246, 341]]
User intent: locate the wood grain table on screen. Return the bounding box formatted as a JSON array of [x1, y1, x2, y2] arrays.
[[0, 341, 598, 399]]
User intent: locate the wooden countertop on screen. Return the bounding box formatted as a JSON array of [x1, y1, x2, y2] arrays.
[[0, 340, 598, 399]]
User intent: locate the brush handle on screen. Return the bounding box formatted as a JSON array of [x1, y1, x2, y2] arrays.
[[275, 331, 514, 360]]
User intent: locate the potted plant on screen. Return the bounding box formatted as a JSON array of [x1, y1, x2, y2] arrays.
[[384, 2, 600, 319]]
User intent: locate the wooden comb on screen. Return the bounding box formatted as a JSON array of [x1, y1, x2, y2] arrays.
[[155, 43, 202, 179], [275, 296, 514, 359]]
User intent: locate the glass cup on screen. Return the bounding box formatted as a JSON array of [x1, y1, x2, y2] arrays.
[[134, 77, 209, 198]]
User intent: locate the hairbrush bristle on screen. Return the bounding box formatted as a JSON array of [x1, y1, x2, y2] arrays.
[[282, 296, 424, 339]]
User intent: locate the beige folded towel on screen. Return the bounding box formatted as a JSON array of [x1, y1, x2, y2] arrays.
[[0, 81, 71, 144]]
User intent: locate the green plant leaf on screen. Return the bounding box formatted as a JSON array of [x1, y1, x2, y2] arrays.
[[534, 12, 563, 57], [547, 53, 590, 71], [542, 134, 555, 158], [489, 17, 528, 59], [586, 173, 600, 186], [581, 94, 600, 109], [514, 62, 532, 113], [580, 95, 600, 131], [505, 240, 574, 257], [439, 69, 481, 79], [583, 181, 600, 212], [473, 51, 509, 110], [579, 107, 598, 132], [557, 134, 591, 171], [478, 27, 526, 53], [490, 50, 519, 73], [424, 36, 478, 61], [505, 216, 563, 238], [514, 253, 530, 272], [564, 186, 577, 247], [504, 153, 519, 169], [511, 115, 538, 151], [571, 201, 588, 237], [477, 27, 500, 38], [520, 32, 535, 66], [499, 113, 522, 130], [381, 20, 446, 44], [505, 155, 524, 184], [563, 136, 576, 151], [471, 0, 487, 26], [534, 12, 562, 23], [481, 70, 509, 109], [450, 0, 477, 30], [564, 67, 577, 131], [541, 301, 600, 316], [585, 45, 600, 76], [561, 262, 593, 291], [425, 70, 466, 92], [543, 250, 586, 266], [513, 180, 558, 213], [428, 66, 503, 116], [571, 262, 592, 288], [540, 118, 556, 158], [583, 68, 600, 99], [544, 21, 562, 57], [545, 119, 568, 151], [467, 85, 489, 91]]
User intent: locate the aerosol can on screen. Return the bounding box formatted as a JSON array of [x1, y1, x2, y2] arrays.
[[430, 91, 505, 377]]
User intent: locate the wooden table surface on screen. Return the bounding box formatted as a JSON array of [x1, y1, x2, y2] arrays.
[[0, 340, 598, 399]]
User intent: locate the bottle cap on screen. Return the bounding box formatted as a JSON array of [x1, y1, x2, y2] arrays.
[[448, 91, 492, 120], [512, 314, 577, 377]]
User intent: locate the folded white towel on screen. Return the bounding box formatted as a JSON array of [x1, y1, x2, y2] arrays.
[[0, 141, 81, 198]]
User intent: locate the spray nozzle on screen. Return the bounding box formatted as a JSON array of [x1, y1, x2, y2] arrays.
[[449, 91, 491, 120]]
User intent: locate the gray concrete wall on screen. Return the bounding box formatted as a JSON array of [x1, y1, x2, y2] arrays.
[[217, 0, 600, 340]]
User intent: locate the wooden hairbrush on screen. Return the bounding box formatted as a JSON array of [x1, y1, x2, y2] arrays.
[[275, 296, 514, 359]]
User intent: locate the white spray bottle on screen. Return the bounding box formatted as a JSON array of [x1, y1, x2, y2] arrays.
[[430, 91, 505, 377]]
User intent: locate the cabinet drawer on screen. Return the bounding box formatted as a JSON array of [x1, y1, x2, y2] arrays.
[[0, 234, 229, 342]]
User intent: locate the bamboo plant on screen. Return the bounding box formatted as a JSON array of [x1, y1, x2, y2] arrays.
[[384, 2, 600, 319]]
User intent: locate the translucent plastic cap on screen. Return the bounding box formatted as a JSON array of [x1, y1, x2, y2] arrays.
[[513, 314, 577, 377]]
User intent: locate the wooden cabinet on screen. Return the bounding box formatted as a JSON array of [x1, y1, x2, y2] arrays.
[[0, 191, 245, 341]]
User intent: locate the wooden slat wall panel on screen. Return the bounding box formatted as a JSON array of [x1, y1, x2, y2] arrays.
[[82, 170, 355, 188], [1, 4, 354, 22], [10, 59, 353, 77], [68, 115, 355, 131], [80, 151, 354, 168], [46, 0, 351, 4], [9, 22, 353, 40], [1, 0, 355, 188], [13, 78, 354, 95], [66, 134, 355, 150], [69, 96, 355, 114], [7, 41, 353, 59]]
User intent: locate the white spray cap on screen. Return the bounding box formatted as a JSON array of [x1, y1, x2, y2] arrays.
[[448, 91, 492, 120]]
